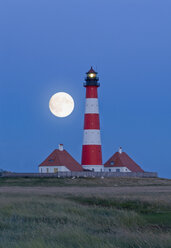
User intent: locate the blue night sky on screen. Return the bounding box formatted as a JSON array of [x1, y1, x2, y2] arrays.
[[0, 0, 170, 178]]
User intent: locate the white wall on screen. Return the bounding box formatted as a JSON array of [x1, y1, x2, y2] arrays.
[[82, 165, 104, 172], [39, 166, 131, 173], [39, 166, 70, 173], [104, 167, 131, 172]]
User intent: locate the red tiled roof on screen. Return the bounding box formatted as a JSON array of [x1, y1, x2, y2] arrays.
[[39, 149, 83, 171], [87, 66, 97, 74], [104, 152, 144, 172]]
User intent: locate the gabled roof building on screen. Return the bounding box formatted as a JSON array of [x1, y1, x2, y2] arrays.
[[104, 147, 144, 173], [39, 144, 83, 173]]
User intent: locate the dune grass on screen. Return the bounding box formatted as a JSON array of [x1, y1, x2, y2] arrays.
[[0, 176, 171, 187], [0, 178, 171, 247]]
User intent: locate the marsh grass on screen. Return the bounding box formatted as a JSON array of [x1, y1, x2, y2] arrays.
[[0, 178, 171, 247], [0, 177, 171, 187], [0, 194, 171, 248]]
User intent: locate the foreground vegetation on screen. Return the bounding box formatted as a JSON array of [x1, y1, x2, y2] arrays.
[[0, 177, 171, 248], [0, 176, 171, 187]]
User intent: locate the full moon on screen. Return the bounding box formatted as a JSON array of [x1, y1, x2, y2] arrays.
[[49, 92, 74, 118]]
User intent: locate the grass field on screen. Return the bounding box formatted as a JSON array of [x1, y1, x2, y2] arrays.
[[0, 177, 171, 248]]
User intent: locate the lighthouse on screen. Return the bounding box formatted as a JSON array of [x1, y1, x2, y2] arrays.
[[81, 67, 103, 172]]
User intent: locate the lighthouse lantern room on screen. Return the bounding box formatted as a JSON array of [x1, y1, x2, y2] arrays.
[[81, 67, 103, 172]]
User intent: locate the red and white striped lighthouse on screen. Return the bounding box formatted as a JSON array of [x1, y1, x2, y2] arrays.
[[81, 67, 103, 172]]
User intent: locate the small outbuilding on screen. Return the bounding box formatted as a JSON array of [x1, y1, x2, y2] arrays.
[[104, 147, 144, 173], [39, 144, 83, 173]]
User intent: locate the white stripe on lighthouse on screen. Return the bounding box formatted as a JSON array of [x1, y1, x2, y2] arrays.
[[83, 130, 101, 145], [85, 98, 99, 114]]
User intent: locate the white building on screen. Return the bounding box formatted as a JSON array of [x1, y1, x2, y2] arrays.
[[104, 147, 144, 173], [39, 144, 83, 173]]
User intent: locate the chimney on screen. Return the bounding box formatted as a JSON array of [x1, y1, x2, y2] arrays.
[[59, 144, 64, 151], [119, 147, 122, 154]]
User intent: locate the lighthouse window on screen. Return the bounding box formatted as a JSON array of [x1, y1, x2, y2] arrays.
[[110, 161, 114, 165]]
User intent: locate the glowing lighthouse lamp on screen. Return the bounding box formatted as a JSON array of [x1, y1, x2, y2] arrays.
[[81, 67, 103, 172]]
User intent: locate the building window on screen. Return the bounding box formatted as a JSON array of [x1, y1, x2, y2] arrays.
[[109, 169, 111, 172], [110, 161, 114, 165], [116, 169, 120, 172], [41, 168, 42, 173], [48, 159, 54, 162], [46, 168, 49, 173]]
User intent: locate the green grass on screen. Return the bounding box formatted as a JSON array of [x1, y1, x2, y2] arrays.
[[0, 194, 170, 248], [0, 177, 171, 187], [0, 177, 171, 247], [69, 196, 171, 229]]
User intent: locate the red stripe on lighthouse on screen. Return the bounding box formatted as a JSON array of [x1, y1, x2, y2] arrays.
[[81, 145, 102, 165], [84, 114, 100, 129], [86, 86, 98, 98]]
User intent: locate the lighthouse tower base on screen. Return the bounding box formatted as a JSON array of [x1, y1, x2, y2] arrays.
[[82, 165, 104, 172]]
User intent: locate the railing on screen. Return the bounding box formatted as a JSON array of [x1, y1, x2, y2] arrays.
[[83, 82, 100, 87], [1, 171, 158, 178]]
